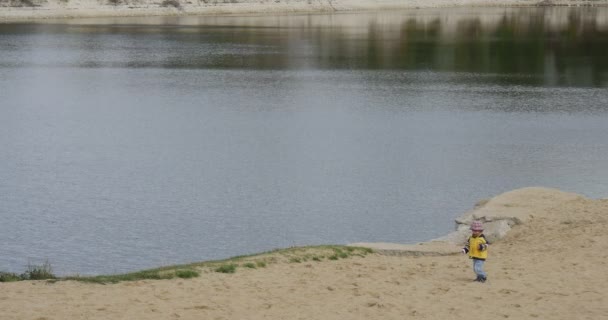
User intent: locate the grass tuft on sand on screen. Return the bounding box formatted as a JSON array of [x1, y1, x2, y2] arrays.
[[56, 245, 373, 284]]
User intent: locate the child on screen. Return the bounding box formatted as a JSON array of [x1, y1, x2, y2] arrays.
[[462, 220, 489, 282]]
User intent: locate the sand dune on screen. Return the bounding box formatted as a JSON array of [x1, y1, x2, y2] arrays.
[[1, 187, 607, 319]]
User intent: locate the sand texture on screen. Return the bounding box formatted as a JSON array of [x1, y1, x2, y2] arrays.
[[1, 187, 607, 319]]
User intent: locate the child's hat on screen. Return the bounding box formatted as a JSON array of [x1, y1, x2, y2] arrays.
[[470, 220, 484, 231]]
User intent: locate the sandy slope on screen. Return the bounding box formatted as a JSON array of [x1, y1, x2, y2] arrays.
[[1, 187, 607, 319]]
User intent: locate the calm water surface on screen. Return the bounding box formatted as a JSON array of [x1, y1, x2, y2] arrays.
[[1, 7, 608, 275]]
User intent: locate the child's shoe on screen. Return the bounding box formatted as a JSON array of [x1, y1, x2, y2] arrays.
[[479, 276, 487, 283]]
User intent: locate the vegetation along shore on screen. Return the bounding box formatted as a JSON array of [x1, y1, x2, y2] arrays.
[[1, 187, 607, 319]]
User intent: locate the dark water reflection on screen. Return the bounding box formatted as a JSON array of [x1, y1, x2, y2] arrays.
[[1, 8, 608, 275], [1, 7, 608, 86]]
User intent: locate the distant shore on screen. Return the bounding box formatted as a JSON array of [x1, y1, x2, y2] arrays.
[[1, 0, 607, 21]]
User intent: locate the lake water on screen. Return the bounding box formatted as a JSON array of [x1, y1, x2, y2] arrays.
[[1, 7, 607, 275]]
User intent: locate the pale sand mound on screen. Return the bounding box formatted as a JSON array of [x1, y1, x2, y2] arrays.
[[1, 187, 607, 319], [352, 187, 586, 254]]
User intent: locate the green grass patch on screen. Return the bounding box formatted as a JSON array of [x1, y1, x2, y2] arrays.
[[215, 264, 237, 274], [66, 269, 175, 284], [0, 271, 21, 282], [21, 261, 56, 280], [1, 261, 57, 282], [176, 269, 199, 279], [333, 248, 349, 259], [28, 245, 373, 284]]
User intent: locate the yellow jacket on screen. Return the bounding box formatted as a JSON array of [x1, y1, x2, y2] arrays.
[[465, 235, 489, 260]]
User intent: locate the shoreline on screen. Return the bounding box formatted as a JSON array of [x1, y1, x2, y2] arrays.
[[0, 187, 592, 279], [1, 186, 606, 319], [1, 0, 608, 21]]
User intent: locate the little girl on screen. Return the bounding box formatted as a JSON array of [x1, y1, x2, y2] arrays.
[[462, 221, 489, 282]]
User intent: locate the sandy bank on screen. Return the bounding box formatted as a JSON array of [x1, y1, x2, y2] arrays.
[[1, 0, 607, 21], [1, 187, 607, 319]]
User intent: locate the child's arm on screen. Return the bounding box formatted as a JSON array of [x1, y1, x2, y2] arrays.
[[477, 235, 490, 251], [462, 238, 470, 254]]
